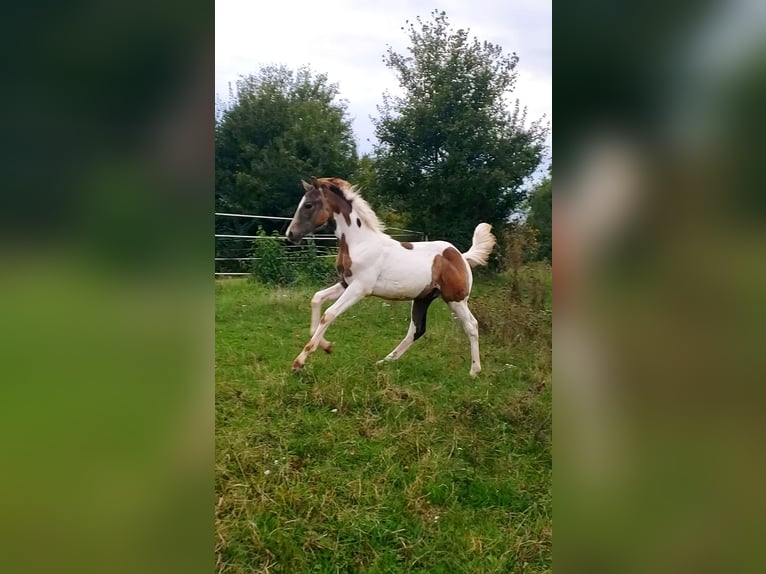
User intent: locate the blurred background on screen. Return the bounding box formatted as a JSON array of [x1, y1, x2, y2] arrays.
[[555, 0, 766, 572], [0, 2, 212, 573]]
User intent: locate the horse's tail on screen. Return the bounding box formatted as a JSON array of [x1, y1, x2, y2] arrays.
[[462, 223, 496, 268]]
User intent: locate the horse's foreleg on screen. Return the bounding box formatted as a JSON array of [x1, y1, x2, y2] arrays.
[[310, 283, 345, 353], [448, 300, 481, 377], [293, 284, 368, 371], [377, 296, 436, 364]]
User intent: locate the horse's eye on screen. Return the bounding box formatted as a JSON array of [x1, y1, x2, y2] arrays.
[[303, 203, 312, 209]]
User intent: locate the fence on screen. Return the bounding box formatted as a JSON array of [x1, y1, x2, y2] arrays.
[[215, 212, 425, 276]]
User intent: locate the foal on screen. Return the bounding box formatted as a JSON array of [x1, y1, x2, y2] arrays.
[[285, 177, 496, 377]]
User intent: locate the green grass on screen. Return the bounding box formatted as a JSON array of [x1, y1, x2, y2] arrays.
[[216, 266, 551, 573]]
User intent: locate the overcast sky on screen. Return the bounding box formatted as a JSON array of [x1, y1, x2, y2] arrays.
[[216, 0, 551, 159]]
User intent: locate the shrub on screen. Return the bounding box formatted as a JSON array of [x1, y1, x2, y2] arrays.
[[293, 238, 337, 286], [250, 230, 297, 285], [250, 230, 337, 287]]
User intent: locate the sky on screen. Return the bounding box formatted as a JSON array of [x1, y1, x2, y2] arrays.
[[215, 0, 551, 159]]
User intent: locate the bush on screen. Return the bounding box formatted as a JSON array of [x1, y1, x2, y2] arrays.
[[293, 239, 337, 286], [250, 230, 336, 286], [250, 230, 297, 285]]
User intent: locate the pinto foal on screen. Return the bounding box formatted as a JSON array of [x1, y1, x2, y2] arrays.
[[286, 177, 496, 376]]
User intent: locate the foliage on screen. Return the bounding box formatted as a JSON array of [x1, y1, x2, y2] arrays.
[[374, 10, 548, 250], [215, 66, 358, 273], [215, 269, 551, 572], [250, 230, 336, 287], [526, 169, 552, 261], [497, 221, 540, 300], [215, 65, 358, 229], [293, 238, 337, 286], [351, 154, 380, 206], [352, 153, 414, 231], [250, 230, 297, 286]]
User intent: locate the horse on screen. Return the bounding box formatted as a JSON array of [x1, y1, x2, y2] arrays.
[[285, 177, 496, 376]]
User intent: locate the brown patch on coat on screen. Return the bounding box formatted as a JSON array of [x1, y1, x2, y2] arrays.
[[320, 177, 351, 189], [430, 247, 469, 302], [400, 241, 414, 249], [336, 234, 353, 282], [304, 188, 332, 227], [317, 180, 352, 226]]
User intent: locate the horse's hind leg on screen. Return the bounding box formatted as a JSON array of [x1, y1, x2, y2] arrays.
[[311, 283, 345, 353], [377, 296, 436, 364], [447, 300, 481, 377], [377, 319, 416, 364]]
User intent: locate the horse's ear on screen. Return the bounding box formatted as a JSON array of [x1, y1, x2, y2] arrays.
[[301, 180, 312, 192]]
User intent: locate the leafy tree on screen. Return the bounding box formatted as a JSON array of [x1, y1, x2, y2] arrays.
[[527, 168, 552, 261], [215, 66, 358, 273], [215, 65, 358, 224], [374, 10, 548, 249], [351, 154, 381, 207], [350, 153, 411, 230]]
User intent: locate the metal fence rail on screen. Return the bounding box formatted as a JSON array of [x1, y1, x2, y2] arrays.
[[214, 212, 425, 276]]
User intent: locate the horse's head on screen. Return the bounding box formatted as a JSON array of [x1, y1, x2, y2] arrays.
[[287, 178, 353, 243], [285, 179, 331, 243]]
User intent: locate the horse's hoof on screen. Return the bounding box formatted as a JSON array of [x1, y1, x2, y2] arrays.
[[321, 342, 333, 354], [292, 359, 304, 372]]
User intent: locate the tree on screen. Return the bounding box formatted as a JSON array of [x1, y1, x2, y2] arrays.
[[214, 66, 358, 274], [350, 154, 380, 208], [527, 168, 552, 261], [374, 11, 548, 250], [351, 153, 413, 231], [215, 66, 358, 225]]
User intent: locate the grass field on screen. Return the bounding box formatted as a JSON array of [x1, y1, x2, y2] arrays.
[[215, 266, 552, 573]]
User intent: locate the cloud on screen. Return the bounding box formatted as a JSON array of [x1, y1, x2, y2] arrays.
[[216, 0, 551, 155]]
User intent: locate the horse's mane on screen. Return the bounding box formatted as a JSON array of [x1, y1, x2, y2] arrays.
[[329, 179, 386, 234]]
